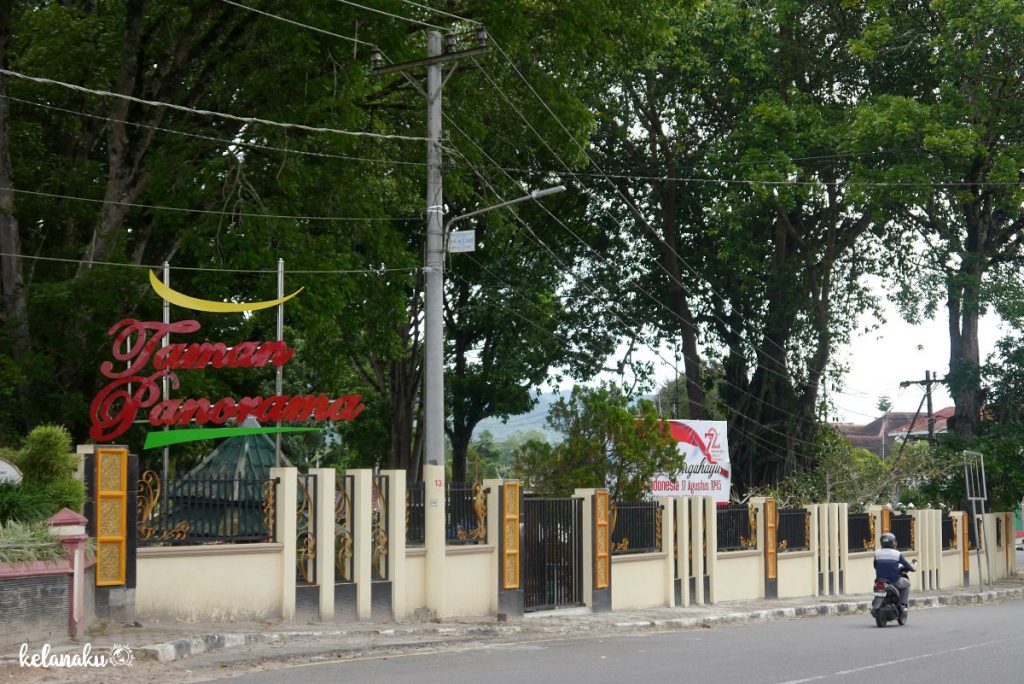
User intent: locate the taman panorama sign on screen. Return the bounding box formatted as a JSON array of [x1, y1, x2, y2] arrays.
[[89, 271, 364, 448]]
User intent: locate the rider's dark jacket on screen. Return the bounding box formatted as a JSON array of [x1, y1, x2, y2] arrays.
[[873, 547, 914, 584]]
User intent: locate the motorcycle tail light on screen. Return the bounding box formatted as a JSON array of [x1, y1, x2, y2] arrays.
[[875, 581, 886, 591]]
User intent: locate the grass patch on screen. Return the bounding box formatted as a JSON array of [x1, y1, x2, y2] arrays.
[[0, 520, 66, 564]]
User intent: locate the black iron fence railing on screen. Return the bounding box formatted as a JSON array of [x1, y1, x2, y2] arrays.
[[446, 482, 487, 544], [137, 471, 277, 546], [891, 514, 914, 550], [406, 481, 425, 547], [941, 514, 955, 550], [847, 513, 874, 551], [777, 508, 810, 551], [610, 501, 662, 555], [717, 504, 755, 552]]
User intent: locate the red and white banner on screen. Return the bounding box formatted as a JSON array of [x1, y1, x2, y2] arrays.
[[649, 420, 731, 504]]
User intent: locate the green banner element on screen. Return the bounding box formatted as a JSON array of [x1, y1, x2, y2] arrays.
[[143, 426, 322, 449]]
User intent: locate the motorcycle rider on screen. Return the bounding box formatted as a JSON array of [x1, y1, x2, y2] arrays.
[[874, 532, 914, 607]]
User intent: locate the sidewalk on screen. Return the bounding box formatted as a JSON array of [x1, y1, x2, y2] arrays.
[[4, 573, 1023, 668]]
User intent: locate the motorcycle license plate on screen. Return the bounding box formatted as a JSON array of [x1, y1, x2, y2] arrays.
[[873, 591, 886, 597]]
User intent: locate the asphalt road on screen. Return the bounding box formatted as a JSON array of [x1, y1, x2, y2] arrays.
[[215, 599, 1024, 684]]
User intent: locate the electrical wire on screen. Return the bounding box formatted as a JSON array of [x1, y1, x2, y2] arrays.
[[2, 95, 427, 167], [1, 186, 420, 222], [0, 67, 427, 142], [2, 251, 424, 275], [396, 0, 480, 25], [331, 0, 447, 30], [219, 0, 373, 45]]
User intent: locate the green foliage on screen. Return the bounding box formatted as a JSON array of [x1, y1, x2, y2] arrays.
[[763, 427, 960, 508], [0, 481, 53, 523], [511, 384, 682, 499], [15, 424, 74, 483], [0, 520, 66, 564]]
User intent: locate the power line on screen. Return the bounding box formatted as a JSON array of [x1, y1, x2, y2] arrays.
[[2, 186, 420, 222], [219, 0, 373, 45], [396, 0, 480, 25], [2, 95, 427, 167], [2, 251, 423, 275], [0, 67, 427, 142], [331, 0, 446, 30], [443, 136, 821, 455]]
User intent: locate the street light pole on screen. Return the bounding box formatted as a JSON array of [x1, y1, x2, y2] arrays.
[[444, 185, 566, 234]]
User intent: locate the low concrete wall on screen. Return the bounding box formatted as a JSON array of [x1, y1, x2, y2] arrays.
[[443, 546, 495, 617], [612, 552, 669, 610], [0, 562, 71, 648], [940, 550, 962, 589], [405, 549, 426, 614], [715, 551, 761, 602], [136, 543, 283, 621], [777, 551, 816, 599], [847, 551, 875, 592]]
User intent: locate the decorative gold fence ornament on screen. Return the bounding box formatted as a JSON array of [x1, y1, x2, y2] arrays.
[[655, 503, 663, 552], [96, 447, 128, 586], [296, 477, 316, 584], [371, 479, 388, 580], [740, 504, 758, 550], [262, 479, 276, 539], [863, 512, 876, 549], [335, 479, 353, 582], [594, 491, 610, 589], [501, 482, 520, 589]]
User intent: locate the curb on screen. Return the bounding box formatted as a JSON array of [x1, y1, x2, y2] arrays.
[[4, 586, 1019, 666]]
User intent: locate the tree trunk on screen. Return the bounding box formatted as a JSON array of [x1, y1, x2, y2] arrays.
[[0, 0, 30, 370]]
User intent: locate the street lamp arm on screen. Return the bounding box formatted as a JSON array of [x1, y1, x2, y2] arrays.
[[444, 185, 565, 231]]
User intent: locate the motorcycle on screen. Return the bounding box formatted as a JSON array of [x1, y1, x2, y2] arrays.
[[870, 559, 916, 628]]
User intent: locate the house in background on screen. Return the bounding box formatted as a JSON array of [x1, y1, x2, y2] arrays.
[[831, 411, 919, 460], [886, 407, 956, 443]]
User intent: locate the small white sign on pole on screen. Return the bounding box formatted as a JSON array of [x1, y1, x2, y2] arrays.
[[448, 229, 476, 253]]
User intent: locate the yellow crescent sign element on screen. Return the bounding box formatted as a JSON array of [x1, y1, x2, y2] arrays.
[[149, 270, 303, 313]]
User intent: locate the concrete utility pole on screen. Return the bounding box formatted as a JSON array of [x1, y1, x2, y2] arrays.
[[371, 28, 488, 620], [372, 28, 488, 471], [899, 370, 943, 444]]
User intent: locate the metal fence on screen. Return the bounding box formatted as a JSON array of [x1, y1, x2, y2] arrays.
[[777, 508, 810, 551], [941, 514, 955, 550], [446, 482, 488, 545], [335, 474, 355, 583], [137, 471, 277, 546], [717, 504, 755, 552], [891, 514, 914, 550], [406, 481, 425, 547], [610, 501, 662, 555], [847, 513, 874, 551]]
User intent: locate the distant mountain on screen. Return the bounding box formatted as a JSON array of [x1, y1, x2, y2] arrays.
[[472, 391, 562, 444]]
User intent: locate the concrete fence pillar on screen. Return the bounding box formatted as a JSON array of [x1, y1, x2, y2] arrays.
[[385, 469, 407, 620], [350, 469, 373, 621], [812, 504, 825, 596], [48, 508, 89, 638], [703, 497, 717, 603], [689, 496, 707, 604], [271, 467, 297, 620], [837, 503, 849, 594], [674, 498, 690, 606], [423, 463, 446, 619], [661, 500, 675, 607], [828, 504, 840, 596], [310, 468, 335, 621]]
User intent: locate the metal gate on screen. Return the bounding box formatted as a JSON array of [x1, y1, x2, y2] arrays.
[[523, 498, 583, 612]]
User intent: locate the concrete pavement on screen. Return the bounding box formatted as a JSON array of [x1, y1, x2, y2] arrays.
[[3, 572, 1022, 669]]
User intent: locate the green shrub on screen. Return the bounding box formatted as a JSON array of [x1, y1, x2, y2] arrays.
[[0, 481, 53, 522], [17, 425, 76, 483], [0, 520, 66, 564], [43, 477, 85, 514]]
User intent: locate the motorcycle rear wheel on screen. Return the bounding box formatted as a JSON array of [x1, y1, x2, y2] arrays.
[[875, 611, 887, 628]]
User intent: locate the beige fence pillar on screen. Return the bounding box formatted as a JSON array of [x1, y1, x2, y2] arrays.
[[837, 503, 849, 594], [828, 504, 840, 595], [813, 504, 825, 596], [484, 478, 503, 614], [385, 469, 407, 620], [675, 498, 690, 606], [689, 496, 706, 604], [271, 467, 297, 620], [704, 497, 717, 603], [423, 463, 446, 618], [310, 468, 335, 621], [573, 489, 595, 608], [866, 505, 884, 549], [661, 500, 675, 607], [350, 469, 373, 621]]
